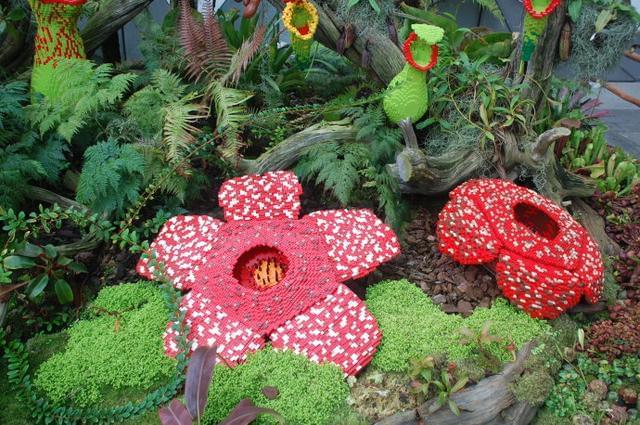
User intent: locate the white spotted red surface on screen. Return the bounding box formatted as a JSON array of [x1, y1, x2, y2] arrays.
[[436, 178, 604, 319], [136, 215, 222, 290], [271, 284, 382, 376], [218, 170, 303, 221], [136, 171, 400, 374], [308, 209, 401, 281]]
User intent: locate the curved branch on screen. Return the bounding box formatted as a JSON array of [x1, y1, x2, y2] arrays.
[[82, 0, 154, 53], [266, 0, 403, 84], [532, 127, 571, 161], [238, 123, 357, 174], [375, 342, 536, 425]]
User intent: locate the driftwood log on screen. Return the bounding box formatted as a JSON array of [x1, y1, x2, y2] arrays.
[[508, 3, 568, 109], [241, 120, 594, 204], [266, 0, 403, 84], [375, 342, 536, 425]]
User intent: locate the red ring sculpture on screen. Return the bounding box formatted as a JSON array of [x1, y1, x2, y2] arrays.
[[137, 171, 400, 375], [436, 179, 604, 319]]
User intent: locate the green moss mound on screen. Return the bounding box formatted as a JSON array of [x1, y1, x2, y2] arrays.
[[366, 280, 550, 372], [202, 348, 349, 425], [33, 282, 175, 407]]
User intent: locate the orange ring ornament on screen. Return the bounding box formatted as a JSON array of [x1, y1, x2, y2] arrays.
[[524, 0, 561, 19], [403, 32, 439, 72], [282, 0, 319, 61]]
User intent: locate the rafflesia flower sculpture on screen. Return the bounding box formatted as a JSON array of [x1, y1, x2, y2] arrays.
[[436, 179, 604, 319], [137, 171, 400, 375]]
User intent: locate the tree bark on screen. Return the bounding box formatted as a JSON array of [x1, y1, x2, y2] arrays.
[[508, 4, 568, 111], [0, 0, 153, 71], [375, 342, 536, 425], [266, 0, 404, 84]]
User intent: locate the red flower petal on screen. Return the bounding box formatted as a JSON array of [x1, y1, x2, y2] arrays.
[[306, 209, 401, 281], [270, 284, 382, 376], [459, 179, 584, 271], [136, 215, 223, 290], [164, 291, 265, 362], [218, 171, 303, 221], [439, 179, 604, 319], [573, 235, 605, 304], [495, 252, 583, 319], [188, 219, 340, 335], [436, 195, 501, 264]]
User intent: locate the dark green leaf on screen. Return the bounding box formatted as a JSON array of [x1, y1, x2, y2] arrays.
[[67, 262, 88, 273], [4, 255, 37, 270], [568, 0, 582, 22], [54, 279, 73, 304], [15, 242, 44, 258], [6, 7, 27, 21], [26, 274, 49, 299], [43, 244, 58, 259]]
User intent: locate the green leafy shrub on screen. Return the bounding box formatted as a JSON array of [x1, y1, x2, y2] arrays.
[[365, 280, 550, 372], [0, 81, 68, 208], [27, 59, 136, 142], [202, 348, 349, 425], [33, 282, 175, 407], [543, 354, 640, 420], [76, 139, 145, 216]]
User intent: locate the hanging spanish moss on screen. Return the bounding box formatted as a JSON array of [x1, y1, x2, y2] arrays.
[[568, 3, 637, 81]]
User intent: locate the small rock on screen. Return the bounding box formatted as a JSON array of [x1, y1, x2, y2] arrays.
[[464, 268, 478, 282], [572, 414, 595, 425], [479, 298, 491, 308], [588, 379, 608, 400], [607, 405, 628, 425], [261, 386, 279, 400], [619, 387, 638, 405], [442, 304, 457, 313], [457, 300, 473, 315], [432, 294, 447, 305]]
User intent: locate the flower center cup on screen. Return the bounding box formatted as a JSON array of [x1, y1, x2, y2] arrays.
[[233, 246, 289, 291], [514, 202, 560, 240]]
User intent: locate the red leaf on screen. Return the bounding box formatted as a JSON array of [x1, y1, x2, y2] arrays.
[[218, 399, 282, 425], [185, 345, 217, 419], [158, 399, 192, 425]]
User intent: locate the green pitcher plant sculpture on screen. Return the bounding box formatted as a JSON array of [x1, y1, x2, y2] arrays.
[[383, 24, 444, 125], [29, 0, 87, 97]]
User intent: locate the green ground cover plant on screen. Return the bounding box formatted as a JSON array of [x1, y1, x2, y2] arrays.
[[366, 279, 550, 373], [202, 348, 349, 425], [33, 282, 175, 407]]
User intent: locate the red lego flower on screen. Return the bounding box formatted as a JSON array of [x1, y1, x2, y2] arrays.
[[436, 179, 604, 319], [137, 171, 400, 375]]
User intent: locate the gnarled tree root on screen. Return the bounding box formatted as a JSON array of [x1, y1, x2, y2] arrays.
[[375, 342, 536, 425], [242, 121, 594, 204]]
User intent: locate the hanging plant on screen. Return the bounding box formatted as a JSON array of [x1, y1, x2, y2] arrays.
[[521, 0, 562, 63], [282, 0, 319, 62]]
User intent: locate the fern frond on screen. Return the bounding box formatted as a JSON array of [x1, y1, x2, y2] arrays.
[[76, 139, 145, 216], [470, 0, 504, 22], [27, 59, 135, 141], [209, 81, 252, 159], [163, 92, 209, 163], [222, 25, 266, 86], [179, 0, 231, 81], [296, 142, 369, 206]]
